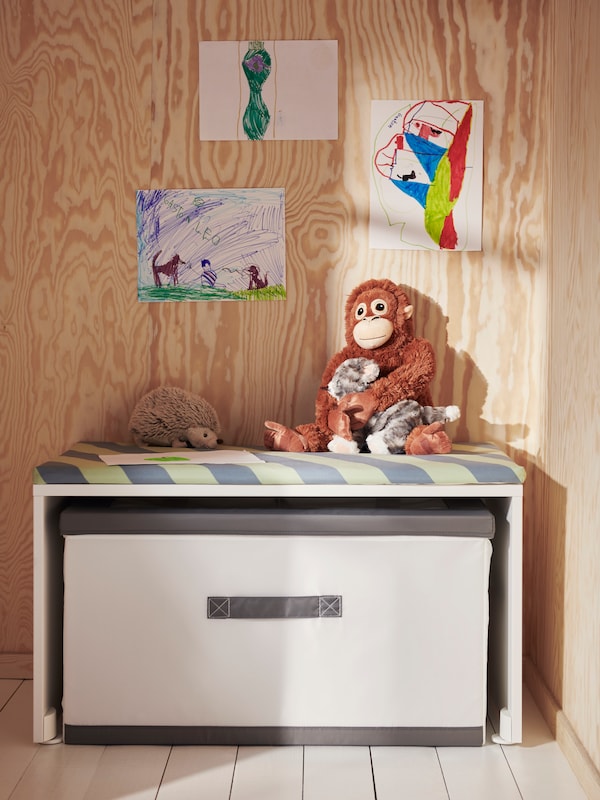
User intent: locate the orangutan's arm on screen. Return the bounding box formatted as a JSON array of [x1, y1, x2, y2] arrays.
[[369, 337, 436, 409]]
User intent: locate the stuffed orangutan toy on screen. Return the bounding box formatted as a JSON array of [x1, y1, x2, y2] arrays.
[[264, 278, 458, 455]]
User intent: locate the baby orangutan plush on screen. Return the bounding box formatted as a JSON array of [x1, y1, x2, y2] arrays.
[[327, 357, 460, 454], [264, 278, 458, 455]]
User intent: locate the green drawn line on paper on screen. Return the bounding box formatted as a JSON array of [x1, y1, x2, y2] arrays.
[[144, 456, 191, 462]]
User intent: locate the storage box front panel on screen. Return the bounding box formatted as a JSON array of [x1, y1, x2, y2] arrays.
[[62, 531, 491, 745]]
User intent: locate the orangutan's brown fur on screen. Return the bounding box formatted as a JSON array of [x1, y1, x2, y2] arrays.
[[265, 279, 454, 454]]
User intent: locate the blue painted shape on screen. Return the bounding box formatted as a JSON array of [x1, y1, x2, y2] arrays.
[[391, 179, 430, 208], [405, 132, 446, 181]]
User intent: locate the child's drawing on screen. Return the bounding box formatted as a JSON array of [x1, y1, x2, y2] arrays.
[[136, 188, 285, 302], [241, 42, 272, 141], [370, 100, 483, 251], [199, 40, 338, 141]]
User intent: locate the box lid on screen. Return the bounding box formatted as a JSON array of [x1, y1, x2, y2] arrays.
[[60, 497, 495, 538]]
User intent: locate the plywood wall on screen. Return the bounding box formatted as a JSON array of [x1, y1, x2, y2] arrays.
[[529, 0, 600, 782], [1, 0, 597, 782], [0, 0, 153, 661], [151, 0, 548, 452], [0, 0, 545, 669]]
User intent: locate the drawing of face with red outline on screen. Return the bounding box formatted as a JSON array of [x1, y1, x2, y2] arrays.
[[373, 100, 473, 250], [402, 101, 459, 149]]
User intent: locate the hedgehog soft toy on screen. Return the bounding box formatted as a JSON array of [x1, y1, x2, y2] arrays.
[[129, 386, 221, 449]]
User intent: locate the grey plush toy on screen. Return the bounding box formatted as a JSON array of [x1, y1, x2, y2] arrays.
[[129, 386, 221, 449], [327, 357, 460, 455]]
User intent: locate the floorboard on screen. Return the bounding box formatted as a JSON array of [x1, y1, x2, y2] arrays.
[[303, 746, 375, 800], [81, 746, 170, 800], [8, 742, 104, 800], [437, 736, 522, 800], [499, 690, 589, 800], [0, 681, 592, 800], [0, 680, 39, 800], [371, 746, 449, 800], [158, 745, 237, 799], [0, 680, 20, 710], [230, 746, 303, 800]]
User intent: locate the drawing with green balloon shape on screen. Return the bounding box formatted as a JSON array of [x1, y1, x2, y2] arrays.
[[241, 41, 272, 141]]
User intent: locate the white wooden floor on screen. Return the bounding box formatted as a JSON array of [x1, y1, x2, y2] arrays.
[[0, 680, 589, 800]]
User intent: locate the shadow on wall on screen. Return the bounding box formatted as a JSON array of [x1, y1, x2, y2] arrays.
[[521, 467, 567, 720], [410, 289, 567, 719], [409, 288, 529, 445]]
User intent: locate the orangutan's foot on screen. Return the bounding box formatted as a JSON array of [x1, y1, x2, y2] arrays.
[[264, 421, 309, 452], [404, 421, 452, 456], [327, 434, 360, 454]]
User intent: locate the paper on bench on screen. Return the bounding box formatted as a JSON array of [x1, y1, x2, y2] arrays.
[[99, 450, 265, 466]]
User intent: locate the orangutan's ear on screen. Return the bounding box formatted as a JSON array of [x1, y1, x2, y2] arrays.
[[403, 305, 414, 320]]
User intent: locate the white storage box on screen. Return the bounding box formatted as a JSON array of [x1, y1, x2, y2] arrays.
[[60, 497, 494, 746]]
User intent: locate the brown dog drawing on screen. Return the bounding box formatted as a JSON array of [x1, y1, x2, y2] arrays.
[[152, 250, 185, 287], [247, 264, 268, 290]]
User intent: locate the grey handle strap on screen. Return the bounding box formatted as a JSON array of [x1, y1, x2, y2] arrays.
[[207, 595, 342, 619]]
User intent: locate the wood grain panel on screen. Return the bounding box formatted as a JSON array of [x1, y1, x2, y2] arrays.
[[0, 655, 33, 681], [534, 0, 600, 773], [149, 0, 546, 454], [1, 0, 543, 642], [0, 0, 153, 653]]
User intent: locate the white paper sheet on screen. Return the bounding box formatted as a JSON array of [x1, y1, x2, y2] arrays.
[[369, 100, 483, 251], [100, 450, 265, 466], [136, 187, 286, 302], [199, 40, 338, 141]]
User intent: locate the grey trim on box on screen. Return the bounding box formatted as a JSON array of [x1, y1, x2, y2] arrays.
[[207, 595, 342, 619], [63, 724, 485, 747], [60, 497, 495, 538]]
